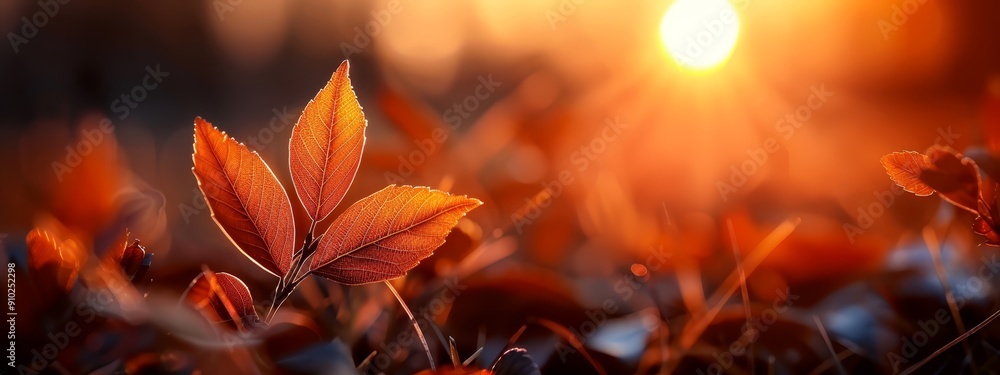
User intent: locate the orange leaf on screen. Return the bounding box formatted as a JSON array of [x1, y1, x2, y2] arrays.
[[881, 151, 934, 196], [26, 228, 83, 291], [308, 185, 482, 285], [192, 117, 295, 276], [882, 147, 983, 214], [182, 270, 260, 332], [922, 146, 982, 214], [289, 60, 367, 223]]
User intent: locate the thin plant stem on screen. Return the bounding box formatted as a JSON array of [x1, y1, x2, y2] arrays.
[[265, 221, 318, 323], [675, 217, 800, 358], [813, 315, 846, 375], [264, 279, 284, 323], [265, 275, 309, 323], [728, 220, 755, 374], [385, 280, 437, 372], [922, 226, 977, 369], [900, 308, 1000, 375], [286, 220, 318, 284]]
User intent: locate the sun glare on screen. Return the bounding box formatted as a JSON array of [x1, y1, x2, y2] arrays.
[[660, 0, 741, 70]]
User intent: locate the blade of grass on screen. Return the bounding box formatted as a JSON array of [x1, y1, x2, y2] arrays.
[[489, 324, 528, 369], [655, 204, 677, 375], [385, 280, 436, 372], [531, 318, 608, 375], [922, 226, 977, 368], [728, 220, 755, 374], [806, 346, 857, 375], [463, 347, 485, 367], [813, 315, 846, 375], [641, 277, 672, 375], [900, 308, 1000, 375], [449, 337, 462, 368], [678, 217, 801, 350], [664, 206, 707, 316], [357, 351, 376, 372], [427, 316, 451, 354]]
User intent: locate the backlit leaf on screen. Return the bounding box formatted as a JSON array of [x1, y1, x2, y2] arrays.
[[922, 146, 982, 214], [289, 60, 367, 223], [192, 117, 295, 276], [308, 185, 482, 285], [182, 270, 261, 333], [882, 146, 983, 214], [881, 151, 934, 196]]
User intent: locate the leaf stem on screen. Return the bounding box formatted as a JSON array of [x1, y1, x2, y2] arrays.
[[265, 220, 319, 323], [286, 238, 310, 285], [289, 271, 311, 287], [385, 280, 437, 372], [264, 279, 284, 323], [265, 275, 310, 323]]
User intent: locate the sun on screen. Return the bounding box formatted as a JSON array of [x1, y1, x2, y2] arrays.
[[660, 0, 741, 70]]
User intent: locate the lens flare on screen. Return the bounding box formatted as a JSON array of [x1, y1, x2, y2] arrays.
[[660, 0, 741, 70]]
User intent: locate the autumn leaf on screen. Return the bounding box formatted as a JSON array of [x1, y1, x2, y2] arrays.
[[189, 61, 485, 332], [308, 185, 482, 285], [881, 146, 982, 214], [883, 146, 1000, 246], [922, 146, 983, 213], [192, 117, 295, 276], [26, 228, 83, 291], [183, 270, 261, 333], [289, 60, 367, 223], [881, 151, 935, 196]]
